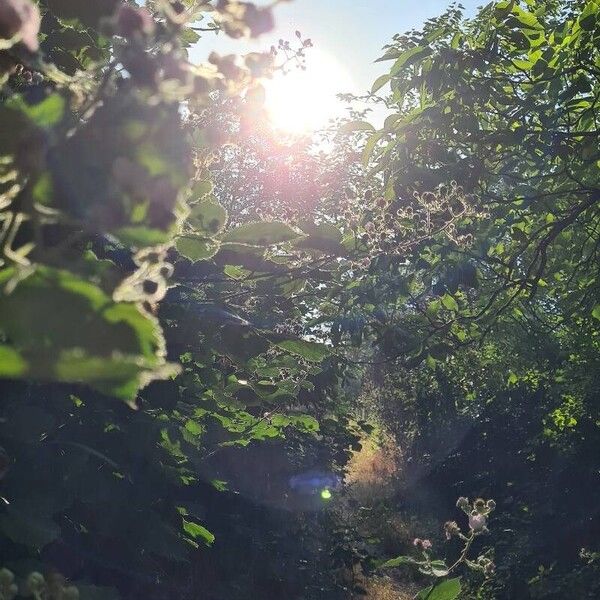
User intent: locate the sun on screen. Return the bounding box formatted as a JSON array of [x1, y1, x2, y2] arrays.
[[263, 48, 354, 135]]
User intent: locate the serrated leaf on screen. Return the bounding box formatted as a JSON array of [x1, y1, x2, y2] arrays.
[[0, 266, 177, 402]]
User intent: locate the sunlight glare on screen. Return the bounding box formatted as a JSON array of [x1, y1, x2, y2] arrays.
[[264, 49, 354, 135]]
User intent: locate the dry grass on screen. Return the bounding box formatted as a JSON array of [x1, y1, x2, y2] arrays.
[[363, 576, 418, 600], [345, 433, 400, 503]]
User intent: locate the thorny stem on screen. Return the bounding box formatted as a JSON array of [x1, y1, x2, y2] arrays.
[[448, 531, 476, 573]]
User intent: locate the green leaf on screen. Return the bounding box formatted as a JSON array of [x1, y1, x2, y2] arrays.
[[12, 94, 66, 128], [421, 578, 462, 600], [0, 345, 27, 377], [0, 266, 178, 402], [299, 222, 342, 242], [176, 234, 220, 262], [222, 222, 304, 246], [380, 555, 415, 568], [390, 46, 431, 75], [512, 7, 543, 30], [271, 413, 320, 433], [375, 48, 402, 62], [420, 560, 450, 577], [427, 299, 441, 318], [223, 264, 247, 279], [441, 294, 459, 312], [295, 222, 346, 255], [362, 131, 384, 167], [188, 199, 227, 234], [371, 74, 391, 94], [53, 351, 178, 403], [592, 305, 600, 321], [275, 339, 331, 362], [190, 179, 214, 200], [339, 120, 375, 134], [182, 520, 215, 546], [579, 2, 598, 30]]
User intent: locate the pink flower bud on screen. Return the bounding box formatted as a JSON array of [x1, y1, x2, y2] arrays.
[[116, 5, 155, 39], [469, 511, 487, 532], [413, 537, 432, 550], [0, 0, 40, 52], [245, 6, 274, 37]]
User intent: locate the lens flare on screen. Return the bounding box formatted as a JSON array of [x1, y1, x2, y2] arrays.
[[264, 48, 354, 134], [320, 489, 332, 500]]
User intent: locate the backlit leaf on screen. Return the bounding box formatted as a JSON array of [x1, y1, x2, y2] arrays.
[[222, 222, 304, 246]]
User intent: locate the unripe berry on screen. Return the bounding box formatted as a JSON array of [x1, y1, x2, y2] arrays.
[[456, 496, 469, 511], [171, 1, 185, 15], [0, 568, 14, 586], [443, 520, 460, 540], [25, 571, 45, 593], [142, 279, 159, 296]]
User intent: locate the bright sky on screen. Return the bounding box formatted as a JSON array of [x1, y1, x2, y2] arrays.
[[190, 1, 482, 132]]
